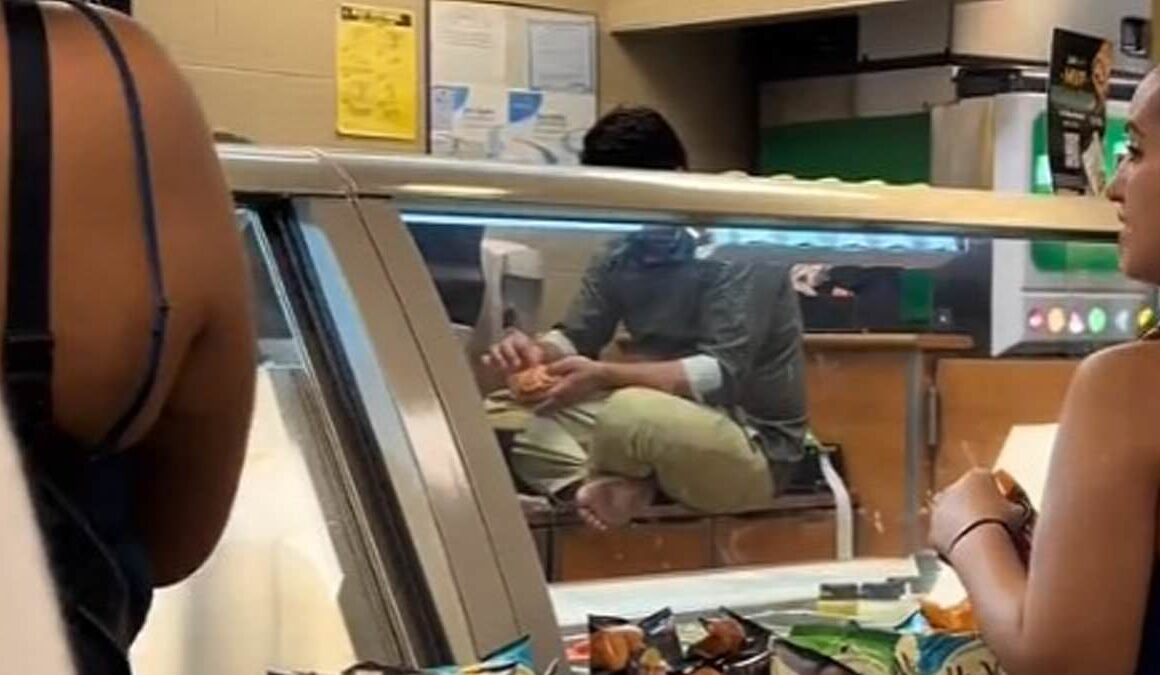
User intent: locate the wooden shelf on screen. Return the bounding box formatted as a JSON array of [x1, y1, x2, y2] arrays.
[[804, 332, 974, 352], [606, 0, 910, 34]]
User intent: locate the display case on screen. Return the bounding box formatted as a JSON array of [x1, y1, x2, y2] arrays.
[[132, 148, 1120, 674]]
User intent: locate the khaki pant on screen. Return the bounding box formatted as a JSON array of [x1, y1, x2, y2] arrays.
[[487, 387, 779, 514]]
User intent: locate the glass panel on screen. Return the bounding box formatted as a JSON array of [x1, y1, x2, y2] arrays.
[[130, 207, 386, 675], [397, 205, 1148, 600]]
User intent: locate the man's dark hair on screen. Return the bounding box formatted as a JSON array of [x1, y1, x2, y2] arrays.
[[581, 106, 688, 170]]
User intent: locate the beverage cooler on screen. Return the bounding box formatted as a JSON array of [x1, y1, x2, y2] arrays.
[[128, 148, 1119, 674]]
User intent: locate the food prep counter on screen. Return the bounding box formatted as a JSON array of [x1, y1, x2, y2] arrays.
[[130, 148, 1119, 675]]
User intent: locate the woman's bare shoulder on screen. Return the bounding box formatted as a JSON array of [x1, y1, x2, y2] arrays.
[[1082, 339, 1160, 378], [1068, 341, 1160, 437]]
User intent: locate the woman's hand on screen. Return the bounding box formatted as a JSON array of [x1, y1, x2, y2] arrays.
[[930, 469, 1024, 559]]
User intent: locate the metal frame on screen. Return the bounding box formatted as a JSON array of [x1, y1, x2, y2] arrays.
[[356, 198, 563, 666], [903, 352, 927, 553], [328, 151, 1119, 240], [243, 205, 414, 665], [287, 196, 483, 662], [216, 148, 1124, 670]]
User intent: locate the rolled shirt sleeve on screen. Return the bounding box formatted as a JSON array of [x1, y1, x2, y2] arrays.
[[539, 329, 578, 357], [680, 354, 724, 404]]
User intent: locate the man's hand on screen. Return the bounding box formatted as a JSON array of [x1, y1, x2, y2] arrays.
[[538, 356, 609, 411], [483, 329, 545, 375]]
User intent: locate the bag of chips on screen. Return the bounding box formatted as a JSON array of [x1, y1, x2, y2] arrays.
[[269, 636, 545, 675], [770, 639, 859, 675], [687, 609, 770, 662], [782, 624, 899, 675], [589, 609, 683, 675], [775, 617, 1005, 675]]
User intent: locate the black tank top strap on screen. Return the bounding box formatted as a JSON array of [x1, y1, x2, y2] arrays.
[[3, 3, 161, 673], [4, 1, 169, 452], [63, 0, 170, 449], [3, 0, 56, 448]]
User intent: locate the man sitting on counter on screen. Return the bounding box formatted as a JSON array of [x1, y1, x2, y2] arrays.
[[484, 107, 808, 529]]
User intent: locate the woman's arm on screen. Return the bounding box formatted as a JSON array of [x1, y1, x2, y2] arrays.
[[941, 345, 1160, 675]]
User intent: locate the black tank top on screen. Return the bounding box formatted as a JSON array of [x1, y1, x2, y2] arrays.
[[1138, 575, 1160, 674], [1137, 326, 1160, 674], [3, 3, 169, 673]]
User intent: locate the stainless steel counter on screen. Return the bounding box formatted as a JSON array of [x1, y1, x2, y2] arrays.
[[549, 558, 920, 633]]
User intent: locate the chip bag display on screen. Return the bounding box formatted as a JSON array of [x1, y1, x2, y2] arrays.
[[720, 648, 774, 675], [783, 624, 900, 675], [589, 609, 683, 675], [270, 636, 543, 675], [917, 598, 977, 634], [893, 632, 1003, 675], [770, 639, 859, 675], [428, 636, 537, 675], [686, 609, 773, 663], [920, 470, 1034, 635]]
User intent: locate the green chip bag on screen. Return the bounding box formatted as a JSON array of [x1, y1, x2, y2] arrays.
[[785, 625, 899, 675]]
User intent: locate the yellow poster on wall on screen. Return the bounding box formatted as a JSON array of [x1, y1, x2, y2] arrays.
[[336, 4, 418, 140]]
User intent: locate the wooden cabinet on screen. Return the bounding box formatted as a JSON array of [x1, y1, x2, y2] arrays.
[[934, 359, 1079, 490], [527, 342, 1085, 581], [530, 496, 840, 582], [713, 510, 836, 567], [555, 520, 713, 581], [803, 334, 971, 557]]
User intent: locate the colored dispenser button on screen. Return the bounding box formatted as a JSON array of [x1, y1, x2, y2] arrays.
[[1139, 307, 1156, 331], [1027, 309, 1045, 331], [1047, 307, 1067, 334], [1069, 311, 1085, 335], [1117, 309, 1133, 334], [1088, 307, 1108, 335]]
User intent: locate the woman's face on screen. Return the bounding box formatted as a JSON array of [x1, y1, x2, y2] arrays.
[[1108, 72, 1160, 284]]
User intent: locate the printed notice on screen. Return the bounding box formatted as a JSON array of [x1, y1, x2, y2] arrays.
[[431, 1, 507, 86], [528, 18, 596, 94], [336, 4, 418, 140], [430, 84, 507, 159], [502, 89, 595, 165]]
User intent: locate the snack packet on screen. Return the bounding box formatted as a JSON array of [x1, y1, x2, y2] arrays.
[[994, 470, 1035, 564], [589, 609, 683, 675], [894, 632, 1004, 675], [720, 649, 773, 675], [770, 640, 858, 675], [687, 609, 772, 663], [784, 625, 899, 675], [917, 598, 976, 634], [920, 470, 1035, 634], [429, 636, 537, 675], [271, 637, 541, 675]]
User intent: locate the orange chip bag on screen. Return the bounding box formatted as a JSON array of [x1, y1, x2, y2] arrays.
[[919, 597, 978, 633]]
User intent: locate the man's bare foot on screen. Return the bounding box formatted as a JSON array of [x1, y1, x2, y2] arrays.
[[576, 476, 656, 530]]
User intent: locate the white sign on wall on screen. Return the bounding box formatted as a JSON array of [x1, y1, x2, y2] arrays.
[[429, 1, 597, 165]]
